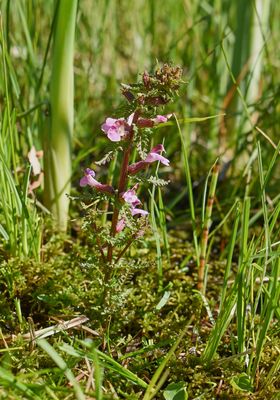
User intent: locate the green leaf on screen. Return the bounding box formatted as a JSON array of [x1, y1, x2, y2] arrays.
[[0, 224, 9, 241], [163, 382, 188, 400], [230, 373, 254, 393]]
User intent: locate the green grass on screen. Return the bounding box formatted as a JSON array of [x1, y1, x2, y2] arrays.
[[0, 0, 280, 398], [43, 0, 77, 231]]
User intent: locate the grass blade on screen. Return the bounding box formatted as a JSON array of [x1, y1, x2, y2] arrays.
[[37, 339, 86, 400]]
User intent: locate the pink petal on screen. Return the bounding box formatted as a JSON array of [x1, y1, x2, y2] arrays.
[[154, 115, 168, 123], [101, 117, 129, 142], [105, 117, 118, 126], [85, 168, 95, 176], [128, 144, 169, 174], [153, 114, 172, 124], [122, 185, 138, 201], [116, 218, 126, 233], [80, 174, 100, 188], [80, 169, 114, 194], [107, 129, 122, 142], [144, 144, 169, 166], [122, 189, 141, 206], [122, 186, 148, 217], [101, 118, 118, 133], [150, 144, 165, 154], [145, 153, 170, 166], [131, 208, 149, 216], [80, 176, 91, 187]]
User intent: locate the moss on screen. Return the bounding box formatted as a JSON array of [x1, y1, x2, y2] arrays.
[[0, 228, 279, 399]]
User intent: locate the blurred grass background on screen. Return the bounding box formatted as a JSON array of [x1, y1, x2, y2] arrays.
[[0, 0, 279, 251], [1, 0, 279, 173]]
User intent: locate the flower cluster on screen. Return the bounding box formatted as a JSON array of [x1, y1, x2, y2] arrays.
[[80, 114, 171, 225]]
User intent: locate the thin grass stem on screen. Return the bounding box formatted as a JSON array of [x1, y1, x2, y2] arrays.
[[197, 162, 219, 292]]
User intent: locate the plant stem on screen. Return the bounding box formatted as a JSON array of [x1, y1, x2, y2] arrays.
[[197, 162, 219, 292], [107, 111, 140, 263]]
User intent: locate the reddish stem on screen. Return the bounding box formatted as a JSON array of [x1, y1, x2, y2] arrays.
[[107, 111, 140, 263]]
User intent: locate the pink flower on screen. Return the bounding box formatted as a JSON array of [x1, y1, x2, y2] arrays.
[[116, 218, 126, 233], [128, 144, 170, 175], [153, 114, 171, 124], [145, 144, 170, 166], [136, 114, 172, 128], [80, 168, 114, 194], [122, 185, 141, 208], [101, 113, 134, 142], [122, 185, 148, 216], [131, 208, 149, 216]]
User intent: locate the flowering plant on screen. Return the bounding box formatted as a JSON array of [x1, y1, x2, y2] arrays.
[[79, 65, 182, 272]]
